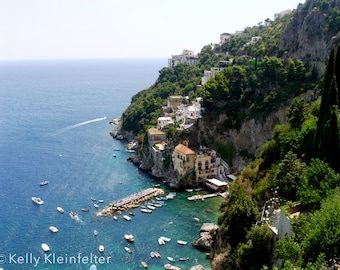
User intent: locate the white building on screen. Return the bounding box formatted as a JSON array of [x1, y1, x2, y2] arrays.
[[168, 50, 199, 67], [157, 116, 174, 130]]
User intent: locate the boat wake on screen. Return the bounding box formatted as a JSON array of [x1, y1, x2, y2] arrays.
[[54, 117, 107, 134]]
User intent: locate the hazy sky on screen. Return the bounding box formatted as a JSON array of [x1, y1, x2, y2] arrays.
[[0, 0, 304, 60]]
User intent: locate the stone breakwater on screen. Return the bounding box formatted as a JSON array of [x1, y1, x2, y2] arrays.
[[96, 188, 165, 216]]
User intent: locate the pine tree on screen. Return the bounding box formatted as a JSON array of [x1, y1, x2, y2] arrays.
[[314, 44, 340, 170]]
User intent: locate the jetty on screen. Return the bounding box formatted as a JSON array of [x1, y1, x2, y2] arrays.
[[187, 193, 219, 201], [97, 188, 165, 216]]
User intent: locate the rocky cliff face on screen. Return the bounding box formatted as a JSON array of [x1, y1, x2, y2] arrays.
[[280, 5, 340, 75]]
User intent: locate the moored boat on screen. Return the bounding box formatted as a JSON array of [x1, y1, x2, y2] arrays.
[[98, 244, 104, 253], [158, 237, 165, 245], [124, 234, 134, 242], [124, 247, 132, 253], [179, 257, 189, 261], [41, 243, 50, 252], [98, 199, 104, 203], [177, 240, 187, 245], [141, 261, 148, 268], [49, 226, 58, 233], [123, 215, 131, 221], [57, 206, 64, 213], [93, 204, 99, 208], [113, 215, 118, 221], [160, 236, 171, 242], [153, 251, 161, 258], [167, 257, 175, 262], [93, 230, 98, 236], [81, 208, 89, 212], [32, 197, 44, 205], [141, 208, 152, 213]]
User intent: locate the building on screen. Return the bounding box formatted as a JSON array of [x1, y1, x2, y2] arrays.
[[172, 144, 195, 177], [195, 152, 218, 182], [220, 33, 232, 44], [205, 178, 228, 192], [157, 116, 174, 130], [274, 9, 292, 20], [147, 128, 166, 147], [201, 67, 224, 85], [167, 95, 183, 112], [168, 50, 199, 67]]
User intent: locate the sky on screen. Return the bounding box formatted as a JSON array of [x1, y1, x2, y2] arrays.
[[0, 0, 304, 61]]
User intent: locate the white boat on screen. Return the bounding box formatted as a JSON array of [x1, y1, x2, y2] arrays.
[[32, 197, 44, 205], [98, 199, 104, 203], [93, 204, 99, 208], [124, 234, 134, 242], [113, 215, 118, 221], [49, 226, 58, 233], [167, 257, 175, 262], [158, 237, 165, 245], [141, 208, 152, 213], [177, 240, 187, 245], [98, 244, 104, 253], [93, 230, 98, 236], [40, 180, 49, 186], [91, 197, 96, 201], [147, 205, 156, 210], [69, 210, 80, 221], [41, 243, 50, 252], [160, 236, 171, 242], [123, 215, 131, 221], [57, 206, 64, 213], [124, 247, 132, 253]]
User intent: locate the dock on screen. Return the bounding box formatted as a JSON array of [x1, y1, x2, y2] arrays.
[[97, 188, 165, 216], [187, 193, 219, 201]]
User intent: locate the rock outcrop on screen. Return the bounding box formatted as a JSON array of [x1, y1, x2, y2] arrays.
[[193, 223, 219, 251]]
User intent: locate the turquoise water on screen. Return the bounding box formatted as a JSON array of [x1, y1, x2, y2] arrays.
[[0, 59, 221, 270]]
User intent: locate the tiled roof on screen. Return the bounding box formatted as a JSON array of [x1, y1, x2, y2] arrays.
[[175, 144, 195, 155], [148, 128, 165, 136]]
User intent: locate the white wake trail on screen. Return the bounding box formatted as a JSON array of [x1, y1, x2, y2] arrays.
[[55, 116, 107, 134]]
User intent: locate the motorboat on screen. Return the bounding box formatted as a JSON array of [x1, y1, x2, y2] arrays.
[[93, 230, 98, 236], [91, 197, 96, 201], [124, 247, 132, 253], [128, 211, 135, 216], [32, 197, 44, 205], [123, 215, 131, 221], [153, 251, 161, 258], [141, 208, 152, 213], [93, 204, 99, 208], [179, 257, 189, 261], [98, 244, 104, 253], [159, 236, 171, 242], [147, 205, 156, 210], [40, 180, 49, 186], [57, 206, 64, 213], [124, 234, 134, 242], [177, 240, 187, 245], [98, 199, 104, 203], [69, 210, 80, 221], [41, 243, 50, 252], [81, 208, 89, 212], [167, 257, 175, 262], [113, 215, 118, 221], [158, 237, 165, 245], [49, 226, 58, 233], [141, 261, 148, 268]]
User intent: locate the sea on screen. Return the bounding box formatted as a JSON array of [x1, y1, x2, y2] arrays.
[[0, 59, 222, 270]]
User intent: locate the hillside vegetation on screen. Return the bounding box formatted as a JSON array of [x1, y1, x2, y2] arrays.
[[117, 0, 340, 268]]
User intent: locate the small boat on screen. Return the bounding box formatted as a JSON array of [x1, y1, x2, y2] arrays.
[[164, 264, 180, 270], [147, 205, 156, 210], [153, 251, 161, 258], [98, 199, 104, 203], [124, 234, 134, 242], [177, 240, 187, 245], [186, 188, 193, 193], [153, 184, 160, 187], [113, 154, 117, 157], [91, 197, 96, 201], [93, 230, 98, 236], [158, 237, 165, 245], [93, 204, 99, 208], [69, 210, 79, 221], [167, 257, 175, 262], [32, 197, 44, 205], [128, 211, 135, 216], [49, 226, 58, 233], [141, 261, 148, 268], [160, 236, 171, 242], [141, 208, 152, 213], [123, 215, 131, 221], [150, 251, 155, 258], [193, 217, 200, 223], [40, 180, 49, 186], [81, 208, 89, 212], [41, 243, 50, 252], [179, 257, 189, 261], [113, 215, 118, 221], [98, 244, 104, 253], [57, 206, 64, 213], [124, 247, 132, 253]]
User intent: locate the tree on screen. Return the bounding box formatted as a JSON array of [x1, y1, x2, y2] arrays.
[[286, 97, 307, 129]]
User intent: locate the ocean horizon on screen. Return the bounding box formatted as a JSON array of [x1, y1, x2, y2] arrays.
[[0, 58, 221, 270]]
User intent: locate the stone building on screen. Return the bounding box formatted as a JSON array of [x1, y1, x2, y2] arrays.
[[172, 144, 195, 177]]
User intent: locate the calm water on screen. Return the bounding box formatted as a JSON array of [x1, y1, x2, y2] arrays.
[[0, 59, 221, 270]]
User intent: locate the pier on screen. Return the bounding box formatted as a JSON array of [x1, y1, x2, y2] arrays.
[[97, 188, 165, 216], [187, 192, 228, 201]]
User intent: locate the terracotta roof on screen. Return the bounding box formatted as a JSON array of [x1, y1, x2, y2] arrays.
[[175, 144, 195, 155], [148, 128, 165, 136]]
